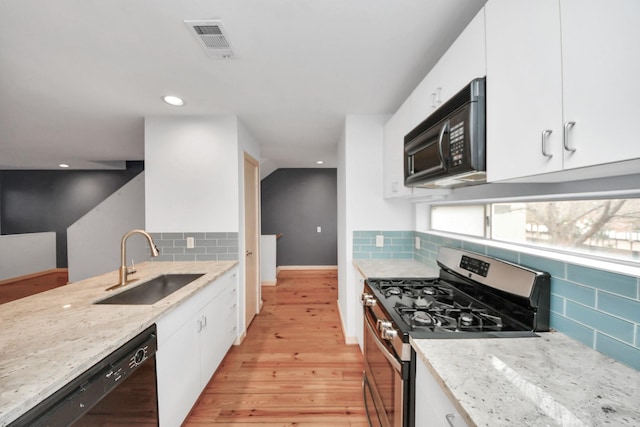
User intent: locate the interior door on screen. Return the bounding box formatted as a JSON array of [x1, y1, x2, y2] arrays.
[[243, 152, 260, 329]]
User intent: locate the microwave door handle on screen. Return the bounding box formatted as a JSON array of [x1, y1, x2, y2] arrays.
[[438, 121, 449, 168]]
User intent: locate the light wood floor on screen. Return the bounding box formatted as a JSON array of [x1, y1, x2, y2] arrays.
[[183, 269, 368, 427]]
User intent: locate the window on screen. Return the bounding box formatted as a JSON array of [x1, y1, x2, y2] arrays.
[[431, 198, 640, 263]]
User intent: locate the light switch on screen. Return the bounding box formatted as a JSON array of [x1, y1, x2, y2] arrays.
[[415, 236, 421, 250], [376, 235, 384, 247], [317, 226, 321, 233], [186, 236, 195, 249]]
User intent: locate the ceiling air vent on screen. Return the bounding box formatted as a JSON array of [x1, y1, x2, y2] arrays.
[[184, 20, 233, 59]]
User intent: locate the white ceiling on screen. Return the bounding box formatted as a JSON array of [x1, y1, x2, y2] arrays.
[[0, 0, 486, 172]]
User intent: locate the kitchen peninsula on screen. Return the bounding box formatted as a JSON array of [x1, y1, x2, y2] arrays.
[[0, 260, 238, 426]]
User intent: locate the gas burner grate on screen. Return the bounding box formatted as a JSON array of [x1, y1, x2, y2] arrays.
[[394, 303, 504, 333]]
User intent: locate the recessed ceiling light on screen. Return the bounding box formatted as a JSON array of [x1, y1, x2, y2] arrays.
[[316, 160, 324, 165], [58, 164, 70, 168], [163, 95, 184, 106]]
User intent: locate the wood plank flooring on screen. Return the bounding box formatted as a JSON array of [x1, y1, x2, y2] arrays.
[[183, 269, 368, 427]]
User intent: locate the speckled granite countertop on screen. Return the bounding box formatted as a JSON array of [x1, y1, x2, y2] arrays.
[[353, 259, 439, 279], [0, 261, 237, 426], [411, 333, 640, 426]]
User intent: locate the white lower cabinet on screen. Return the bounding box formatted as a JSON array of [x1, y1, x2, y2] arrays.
[[156, 267, 238, 427], [415, 357, 469, 427]]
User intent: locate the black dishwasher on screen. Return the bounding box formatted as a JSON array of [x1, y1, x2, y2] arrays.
[[9, 324, 159, 427]]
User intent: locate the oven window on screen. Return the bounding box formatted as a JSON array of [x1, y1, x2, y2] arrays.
[[363, 374, 383, 427], [364, 325, 398, 425]]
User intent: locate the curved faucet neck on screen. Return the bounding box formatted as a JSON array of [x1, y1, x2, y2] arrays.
[[118, 229, 159, 286]]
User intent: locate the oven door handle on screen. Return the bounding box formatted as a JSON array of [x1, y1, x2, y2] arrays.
[[365, 317, 402, 373]]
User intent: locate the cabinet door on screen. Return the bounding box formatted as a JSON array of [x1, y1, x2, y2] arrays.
[[383, 99, 414, 199], [430, 8, 487, 109], [415, 358, 469, 427], [485, 0, 564, 182], [560, 0, 640, 169], [157, 315, 201, 427], [411, 8, 486, 127], [199, 272, 238, 385]]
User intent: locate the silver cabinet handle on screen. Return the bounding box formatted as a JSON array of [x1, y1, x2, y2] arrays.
[[563, 121, 576, 152], [541, 129, 553, 158], [445, 413, 456, 427]]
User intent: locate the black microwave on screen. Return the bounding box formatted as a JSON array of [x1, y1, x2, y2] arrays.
[[404, 77, 486, 188]]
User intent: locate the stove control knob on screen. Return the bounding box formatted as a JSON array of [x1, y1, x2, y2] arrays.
[[376, 319, 392, 332], [361, 293, 377, 307], [381, 327, 398, 340]]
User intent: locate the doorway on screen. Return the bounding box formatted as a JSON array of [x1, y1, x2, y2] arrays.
[[243, 152, 260, 330]]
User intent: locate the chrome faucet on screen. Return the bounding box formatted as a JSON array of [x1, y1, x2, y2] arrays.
[[108, 229, 160, 290]]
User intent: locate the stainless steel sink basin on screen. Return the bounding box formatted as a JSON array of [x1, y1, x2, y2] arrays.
[[95, 273, 205, 305]]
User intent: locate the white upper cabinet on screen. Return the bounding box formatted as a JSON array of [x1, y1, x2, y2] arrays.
[[383, 96, 414, 198], [410, 9, 487, 129], [486, 0, 640, 182], [560, 0, 640, 170], [383, 7, 486, 199], [485, 0, 563, 180]]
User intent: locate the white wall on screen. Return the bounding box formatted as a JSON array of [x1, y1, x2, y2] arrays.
[[144, 116, 240, 232], [260, 235, 277, 284], [0, 232, 56, 280], [67, 173, 146, 283], [144, 115, 261, 338], [338, 115, 414, 346]]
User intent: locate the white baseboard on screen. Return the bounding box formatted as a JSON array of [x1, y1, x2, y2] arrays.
[[276, 265, 337, 274], [336, 299, 359, 345], [233, 330, 247, 346]]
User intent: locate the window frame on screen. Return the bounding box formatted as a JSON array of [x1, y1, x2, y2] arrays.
[[426, 191, 640, 276]]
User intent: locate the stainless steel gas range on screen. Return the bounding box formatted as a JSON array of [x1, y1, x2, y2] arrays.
[[361, 247, 551, 427]]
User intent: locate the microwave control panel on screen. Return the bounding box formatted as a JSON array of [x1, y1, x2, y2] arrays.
[[449, 121, 465, 166]]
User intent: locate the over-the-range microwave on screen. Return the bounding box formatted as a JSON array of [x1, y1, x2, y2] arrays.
[[404, 77, 486, 189]]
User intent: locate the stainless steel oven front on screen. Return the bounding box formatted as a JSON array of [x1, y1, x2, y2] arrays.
[[362, 290, 413, 427]]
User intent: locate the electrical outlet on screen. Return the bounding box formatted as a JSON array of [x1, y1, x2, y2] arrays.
[[415, 236, 421, 249], [186, 236, 195, 249], [375, 235, 384, 247]]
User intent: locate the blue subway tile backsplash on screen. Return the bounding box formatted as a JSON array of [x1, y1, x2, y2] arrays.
[[353, 230, 640, 371], [149, 231, 238, 262]]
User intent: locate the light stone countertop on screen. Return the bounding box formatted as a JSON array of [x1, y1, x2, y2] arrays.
[[0, 260, 237, 426], [411, 333, 640, 426], [353, 259, 439, 279]]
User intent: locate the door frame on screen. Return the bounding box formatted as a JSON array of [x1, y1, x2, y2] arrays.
[[243, 152, 261, 335]]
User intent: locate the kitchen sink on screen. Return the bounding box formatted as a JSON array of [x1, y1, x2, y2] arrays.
[[94, 273, 205, 305]]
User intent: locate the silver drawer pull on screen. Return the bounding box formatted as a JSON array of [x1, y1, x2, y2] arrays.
[[445, 413, 455, 427], [541, 129, 553, 158], [563, 121, 576, 152]]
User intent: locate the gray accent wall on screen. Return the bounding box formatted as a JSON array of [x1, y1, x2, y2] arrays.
[[0, 162, 144, 267], [261, 168, 337, 266]]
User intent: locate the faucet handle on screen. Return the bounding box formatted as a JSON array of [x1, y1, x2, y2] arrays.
[[127, 259, 137, 275]]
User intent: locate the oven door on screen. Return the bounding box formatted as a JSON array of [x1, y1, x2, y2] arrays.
[[363, 309, 405, 427]]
